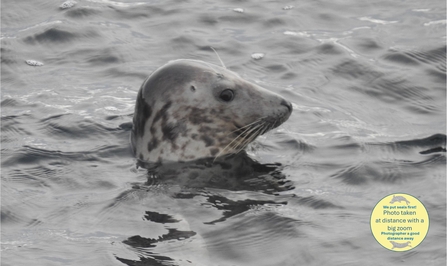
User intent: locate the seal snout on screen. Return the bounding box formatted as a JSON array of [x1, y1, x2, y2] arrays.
[[280, 99, 293, 113], [272, 98, 292, 128]]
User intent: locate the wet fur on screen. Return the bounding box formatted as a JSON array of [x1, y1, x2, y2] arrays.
[[131, 59, 292, 163]]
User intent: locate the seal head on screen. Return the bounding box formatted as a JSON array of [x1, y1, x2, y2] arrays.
[[131, 59, 292, 163]]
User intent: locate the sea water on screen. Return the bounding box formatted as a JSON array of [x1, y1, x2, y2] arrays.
[[1, 0, 446, 265]]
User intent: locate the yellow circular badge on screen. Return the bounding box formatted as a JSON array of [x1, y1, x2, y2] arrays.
[[370, 193, 429, 251]]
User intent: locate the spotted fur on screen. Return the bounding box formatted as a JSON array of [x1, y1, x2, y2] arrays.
[[131, 59, 292, 163]]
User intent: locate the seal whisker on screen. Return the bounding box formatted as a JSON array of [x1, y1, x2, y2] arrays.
[[213, 132, 246, 161], [261, 122, 273, 135], [227, 116, 268, 136], [210, 47, 226, 69], [227, 123, 262, 152], [202, 63, 222, 73], [234, 123, 266, 154], [231, 121, 275, 157], [248, 123, 267, 144], [231, 124, 262, 152], [214, 123, 263, 161], [235, 122, 265, 150]]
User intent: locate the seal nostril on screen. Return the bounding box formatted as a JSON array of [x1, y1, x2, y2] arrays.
[[280, 99, 293, 113]]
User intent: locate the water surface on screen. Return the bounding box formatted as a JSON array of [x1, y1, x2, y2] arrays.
[[1, 0, 446, 265]]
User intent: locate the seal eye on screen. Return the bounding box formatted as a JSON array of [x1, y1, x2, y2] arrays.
[[219, 89, 234, 102]]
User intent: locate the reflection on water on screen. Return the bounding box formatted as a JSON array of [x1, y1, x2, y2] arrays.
[[136, 153, 293, 192], [114, 153, 346, 265], [1, 0, 446, 265]]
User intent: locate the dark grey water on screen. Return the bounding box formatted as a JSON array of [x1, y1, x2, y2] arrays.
[[1, 0, 446, 265]]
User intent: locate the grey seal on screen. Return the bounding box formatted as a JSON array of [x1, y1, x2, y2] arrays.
[[131, 59, 292, 163]]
